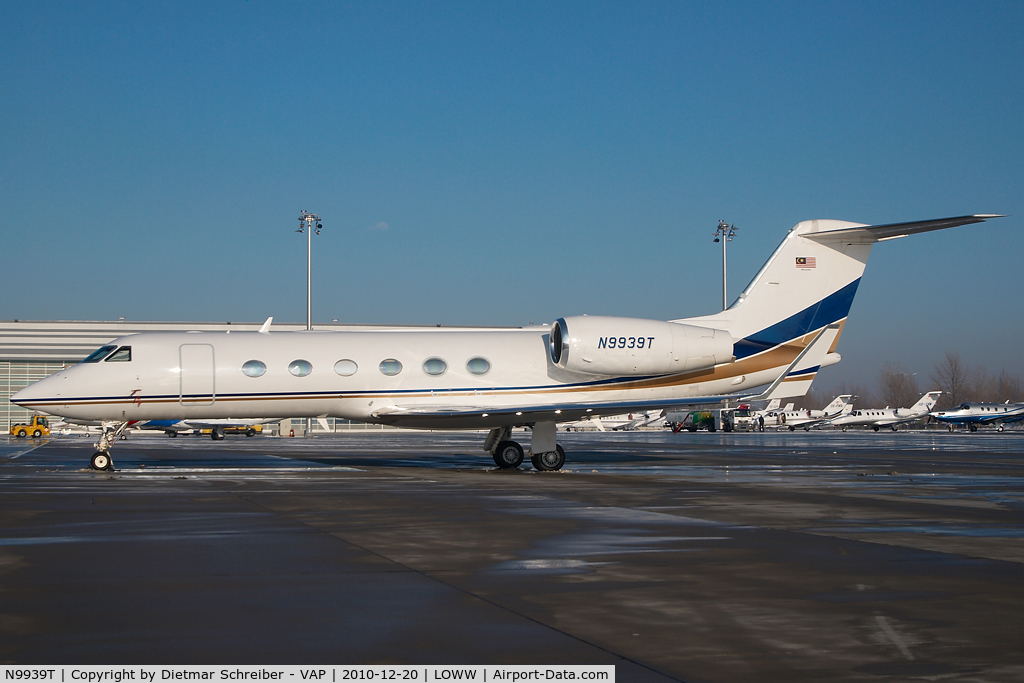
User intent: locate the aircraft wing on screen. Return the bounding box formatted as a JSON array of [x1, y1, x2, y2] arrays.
[[372, 393, 743, 424], [804, 214, 1005, 244]]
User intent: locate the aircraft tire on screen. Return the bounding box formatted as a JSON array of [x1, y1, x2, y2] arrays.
[[998, 425, 1005, 432], [32, 429, 42, 437], [948, 425, 955, 433], [969, 424, 978, 433], [493, 441, 524, 469], [891, 425, 898, 432], [211, 429, 225, 441], [532, 445, 565, 472], [166, 430, 177, 437], [841, 426, 848, 432], [788, 426, 795, 432], [873, 426, 880, 432], [90, 451, 113, 471]]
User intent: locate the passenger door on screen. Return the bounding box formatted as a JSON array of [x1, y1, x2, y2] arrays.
[[179, 344, 215, 406]]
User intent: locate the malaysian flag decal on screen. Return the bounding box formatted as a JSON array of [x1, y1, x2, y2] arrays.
[[796, 256, 816, 268]]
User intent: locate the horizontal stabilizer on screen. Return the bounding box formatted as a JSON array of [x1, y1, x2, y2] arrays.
[[804, 214, 1004, 244]]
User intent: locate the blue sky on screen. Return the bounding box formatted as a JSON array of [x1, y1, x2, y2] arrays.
[[2, 1, 1022, 391]]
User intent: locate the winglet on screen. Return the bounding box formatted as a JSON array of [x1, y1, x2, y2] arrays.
[[259, 317, 273, 334], [741, 324, 840, 402]]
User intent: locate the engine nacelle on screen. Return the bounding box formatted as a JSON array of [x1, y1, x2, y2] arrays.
[[549, 316, 734, 376]]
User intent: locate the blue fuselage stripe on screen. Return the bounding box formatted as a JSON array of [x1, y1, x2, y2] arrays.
[[734, 279, 860, 360]]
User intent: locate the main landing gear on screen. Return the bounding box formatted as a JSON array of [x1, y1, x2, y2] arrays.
[[484, 423, 565, 471], [91, 420, 129, 471]]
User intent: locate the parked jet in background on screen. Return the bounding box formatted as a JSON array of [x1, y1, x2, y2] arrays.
[[11, 214, 1003, 471], [829, 391, 941, 431], [764, 394, 853, 430], [930, 401, 1024, 432], [137, 418, 273, 438], [562, 410, 665, 432]]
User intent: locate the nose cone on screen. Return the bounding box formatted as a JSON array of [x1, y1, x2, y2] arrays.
[[11, 372, 62, 407]]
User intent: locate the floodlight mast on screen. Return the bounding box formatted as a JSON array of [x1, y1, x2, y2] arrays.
[[296, 210, 322, 331], [712, 220, 737, 311], [295, 210, 322, 438]]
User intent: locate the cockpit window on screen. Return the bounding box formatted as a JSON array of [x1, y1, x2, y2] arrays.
[[105, 346, 132, 362], [81, 345, 117, 363]]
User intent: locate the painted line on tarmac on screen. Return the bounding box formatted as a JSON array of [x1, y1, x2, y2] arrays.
[[1, 439, 52, 461]]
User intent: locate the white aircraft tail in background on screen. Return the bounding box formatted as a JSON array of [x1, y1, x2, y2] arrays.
[[764, 395, 853, 430]]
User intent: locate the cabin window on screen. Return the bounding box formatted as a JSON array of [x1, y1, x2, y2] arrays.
[[81, 345, 117, 363], [105, 346, 132, 362], [422, 358, 448, 376], [379, 359, 402, 376], [467, 357, 491, 375], [242, 360, 267, 378], [289, 359, 313, 377], [334, 359, 358, 376]]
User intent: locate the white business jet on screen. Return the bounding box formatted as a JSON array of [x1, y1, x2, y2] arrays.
[[829, 391, 941, 431], [562, 410, 664, 432], [11, 214, 1002, 471], [764, 394, 853, 430]]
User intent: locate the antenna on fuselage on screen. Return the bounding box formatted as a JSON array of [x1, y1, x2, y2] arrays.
[[259, 317, 273, 334]]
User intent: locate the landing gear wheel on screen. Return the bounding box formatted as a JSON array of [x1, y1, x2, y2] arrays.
[[998, 424, 1005, 432], [166, 430, 177, 437], [873, 425, 880, 432], [211, 428, 225, 441], [841, 426, 848, 432], [969, 424, 978, 433], [90, 451, 113, 471], [532, 445, 565, 472], [492, 440, 524, 469], [948, 425, 955, 433], [32, 429, 42, 437], [891, 425, 898, 432]]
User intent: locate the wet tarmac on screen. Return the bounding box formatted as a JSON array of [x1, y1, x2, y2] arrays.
[[2, 429, 1024, 681]]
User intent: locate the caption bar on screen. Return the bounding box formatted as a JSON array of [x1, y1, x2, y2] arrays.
[[2, 667, 613, 683]]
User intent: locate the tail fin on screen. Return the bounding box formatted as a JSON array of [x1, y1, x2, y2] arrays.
[[678, 215, 999, 396], [764, 399, 781, 411], [911, 391, 942, 412], [681, 219, 876, 351], [823, 394, 853, 416]]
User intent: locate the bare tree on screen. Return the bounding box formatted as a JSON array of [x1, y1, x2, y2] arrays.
[[878, 363, 920, 409], [930, 350, 971, 409], [995, 370, 1024, 403]]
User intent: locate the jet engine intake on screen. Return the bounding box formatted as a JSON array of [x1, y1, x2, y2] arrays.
[[550, 316, 734, 376]]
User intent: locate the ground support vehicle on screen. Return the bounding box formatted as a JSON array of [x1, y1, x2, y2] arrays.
[[10, 415, 50, 438]]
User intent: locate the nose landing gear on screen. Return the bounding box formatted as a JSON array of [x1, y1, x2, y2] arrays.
[[90, 420, 129, 470]]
